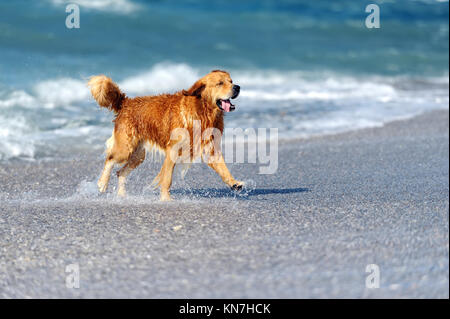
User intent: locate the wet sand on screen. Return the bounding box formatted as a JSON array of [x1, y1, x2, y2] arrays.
[[0, 110, 448, 298]]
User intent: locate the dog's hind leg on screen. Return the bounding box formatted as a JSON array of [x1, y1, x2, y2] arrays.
[[98, 159, 115, 193], [116, 144, 145, 197], [98, 130, 137, 194], [98, 135, 116, 193]]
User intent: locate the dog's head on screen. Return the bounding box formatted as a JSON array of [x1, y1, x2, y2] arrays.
[[183, 70, 240, 112]]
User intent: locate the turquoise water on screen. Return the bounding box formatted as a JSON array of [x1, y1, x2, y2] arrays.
[[0, 0, 448, 159]]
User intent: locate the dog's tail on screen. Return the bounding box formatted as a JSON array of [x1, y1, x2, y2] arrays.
[[88, 75, 126, 114]]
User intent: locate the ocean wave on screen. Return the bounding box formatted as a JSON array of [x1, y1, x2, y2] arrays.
[[0, 63, 448, 160], [3, 64, 447, 110], [0, 115, 36, 160], [49, 0, 139, 13], [34, 78, 91, 108], [4, 64, 200, 110], [120, 63, 201, 95], [239, 81, 398, 102], [0, 90, 35, 109]]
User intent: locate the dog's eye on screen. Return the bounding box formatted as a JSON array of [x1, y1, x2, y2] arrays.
[[217, 81, 224, 86]]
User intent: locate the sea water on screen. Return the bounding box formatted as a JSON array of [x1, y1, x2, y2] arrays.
[[0, 0, 448, 160]]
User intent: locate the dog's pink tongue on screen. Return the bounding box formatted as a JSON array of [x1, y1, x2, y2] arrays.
[[221, 100, 231, 112]]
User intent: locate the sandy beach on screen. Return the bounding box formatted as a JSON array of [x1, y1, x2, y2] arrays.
[[0, 109, 448, 298]]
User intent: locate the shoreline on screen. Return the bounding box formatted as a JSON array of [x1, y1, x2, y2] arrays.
[[2, 108, 449, 165]]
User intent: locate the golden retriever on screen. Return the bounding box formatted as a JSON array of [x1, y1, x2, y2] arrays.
[[88, 70, 243, 201]]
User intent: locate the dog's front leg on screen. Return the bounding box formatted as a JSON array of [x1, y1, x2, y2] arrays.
[[158, 154, 176, 201], [207, 153, 244, 191]]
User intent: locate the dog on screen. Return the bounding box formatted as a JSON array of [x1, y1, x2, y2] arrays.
[[88, 70, 243, 201]]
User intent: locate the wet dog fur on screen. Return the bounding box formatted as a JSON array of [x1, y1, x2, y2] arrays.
[[88, 70, 243, 201]]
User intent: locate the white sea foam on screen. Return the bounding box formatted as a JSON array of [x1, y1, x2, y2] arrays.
[[0, 115, 36, 160], [0, 90, 36, 109], [120, 63, 201, 96], [50, 0, 139, 14], [33, 78, 90, 108], [5, 64, 200, 111], [0, 63, 448, 160]]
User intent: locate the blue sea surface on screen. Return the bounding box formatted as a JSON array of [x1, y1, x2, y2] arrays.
[[0, 0, 448, 159]]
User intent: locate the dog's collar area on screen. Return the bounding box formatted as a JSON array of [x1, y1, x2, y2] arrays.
[[216, 99, 235, 112]]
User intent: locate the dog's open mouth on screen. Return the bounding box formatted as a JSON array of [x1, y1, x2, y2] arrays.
[[216, 99, 235, 112]]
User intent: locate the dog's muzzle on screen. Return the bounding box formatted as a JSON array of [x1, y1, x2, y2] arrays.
[[216, 85, 240, 112], [231, 85, 240, 99]]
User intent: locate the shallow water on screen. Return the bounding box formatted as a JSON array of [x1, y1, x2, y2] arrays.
[[0, 0, 448, 160]]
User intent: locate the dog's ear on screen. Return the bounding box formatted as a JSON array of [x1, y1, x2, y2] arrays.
[[183, 80, 205, 98]]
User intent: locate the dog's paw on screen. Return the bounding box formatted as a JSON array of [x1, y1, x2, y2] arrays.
[[160, 192, 172, 201], [231, 181, 244, 191], [98, 181, 107, 193]]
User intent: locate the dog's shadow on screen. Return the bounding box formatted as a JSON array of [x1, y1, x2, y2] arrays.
[[172, 187, 309, 199]]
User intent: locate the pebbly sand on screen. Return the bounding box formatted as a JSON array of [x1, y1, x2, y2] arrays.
[[0, 110, 448, 298]]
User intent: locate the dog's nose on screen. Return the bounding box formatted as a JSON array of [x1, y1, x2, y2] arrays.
[[232, 85, 240, 99]]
